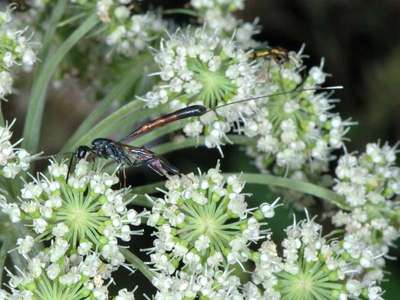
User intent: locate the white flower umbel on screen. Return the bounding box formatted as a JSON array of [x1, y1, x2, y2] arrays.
[[0, 8, 37, 99], [0, 160, 146, 266], [191, 0, 260, 48], [147, 166, 280, 299], [143, 28, 261, 151], [248, 217, 383, 300], [247, 50, 352, 202], [95, 0, 165, 56], [31, 1, 165, 57], [332, 142, 400, 284], [0, 250, 114, 299], [0, 120, 35, 179]]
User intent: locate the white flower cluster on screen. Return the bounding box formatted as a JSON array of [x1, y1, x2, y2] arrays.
[[191, 0, 259, 48], [0, 250, 136, 299], [147, 166, 280, 299], [0, 121, 33, 179], [30, 1, 165, 57], [334, 142, 399, 207], [191, 0, 244, 11], [0, 8, 37, 99], [0, 159, 146, 266], [247, 52, 351, 184], [246, 217, 384, 300], [332, 142, 400, 286], [153, 269, 244, 300], [96, 0, 165, 56], [143, 28, 261, 151]]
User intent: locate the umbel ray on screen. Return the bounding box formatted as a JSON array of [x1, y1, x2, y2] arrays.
[[62, 85, 343, 181]]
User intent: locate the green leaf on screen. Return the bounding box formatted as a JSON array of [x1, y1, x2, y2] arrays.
[[152, 134, 253, 155], [120, 248, 154, 282], [63, 102, 169, 151], [23, 13, 99, 153], [63, 55, 151, 150], [40, 0, 68, 58], [0, 239, 9, 285], [132, 181, 164, 195]]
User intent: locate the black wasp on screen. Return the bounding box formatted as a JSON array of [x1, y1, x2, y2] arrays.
[[67, 105, 207, 181], [67, 86, 342, 181]]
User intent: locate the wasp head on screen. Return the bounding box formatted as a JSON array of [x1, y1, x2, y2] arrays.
[[76, 145, 91, 159]]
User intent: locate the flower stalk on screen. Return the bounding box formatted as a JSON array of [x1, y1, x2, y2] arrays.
[[23, 13, 100, 153]]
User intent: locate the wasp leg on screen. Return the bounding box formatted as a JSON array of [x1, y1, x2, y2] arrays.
[[122, 167, 127, 188], [145, 157, 180, 177], [66, 153, 75, 183]]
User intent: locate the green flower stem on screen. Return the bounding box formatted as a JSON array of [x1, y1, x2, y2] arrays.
[[130, 194, 154, 208], [226, 173, 349, 210], [120, 248, 154, 282], [56, 12, 87, 28], [0, 102, 4, 127], [132, 182, 164, 195], [40, 0, 68, 59], [23, 13, 100, 153], [63, 55, 151, 150], [152, 134, 253, 155], [130, 172, 348, 211], [0, 179, 16, 201], [163, 8, 200, 17], [0, 238, 9, 285]]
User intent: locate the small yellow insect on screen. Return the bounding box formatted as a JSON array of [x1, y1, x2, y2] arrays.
[[10, 0, 30, 11], [250, 47, 290, 63]]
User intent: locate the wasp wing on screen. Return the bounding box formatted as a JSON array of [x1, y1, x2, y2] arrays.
[[118, 143, 180, 176]]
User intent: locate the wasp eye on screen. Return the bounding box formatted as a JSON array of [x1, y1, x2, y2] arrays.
[[76, 146, 89, 159]]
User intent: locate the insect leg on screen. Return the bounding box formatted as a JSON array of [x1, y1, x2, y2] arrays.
[[144, 156, 180, 177], [66, 153, 75, 183]]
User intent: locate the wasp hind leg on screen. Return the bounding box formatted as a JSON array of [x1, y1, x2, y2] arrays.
[[145, 157, 180, 177]]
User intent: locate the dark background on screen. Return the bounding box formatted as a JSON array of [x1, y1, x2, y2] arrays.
[[240, 1, 400, 297]]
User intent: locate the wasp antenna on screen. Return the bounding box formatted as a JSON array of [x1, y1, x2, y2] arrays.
[[32, 151, 75, 162], [32, 154, 54, 161], [321, 85, 343, 90], [66, 153, 75, 184], [211, 85, 344, 112]]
